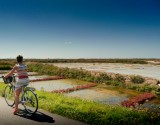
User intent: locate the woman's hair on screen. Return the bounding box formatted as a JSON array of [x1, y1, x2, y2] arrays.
[[16, 55, 23, 63]]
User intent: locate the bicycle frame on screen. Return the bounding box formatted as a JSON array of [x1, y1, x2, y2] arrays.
[[2, 75, 38, 114]]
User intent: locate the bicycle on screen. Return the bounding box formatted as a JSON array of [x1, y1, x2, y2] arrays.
[[1, 75, 38, 114]]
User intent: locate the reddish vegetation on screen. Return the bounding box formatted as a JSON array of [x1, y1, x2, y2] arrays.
[[51, 83, 97, 93], [121, 93, 156, 108], [30, 76, 65, 82]]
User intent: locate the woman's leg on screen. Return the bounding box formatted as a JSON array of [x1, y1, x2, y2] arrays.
[[14, 87, 22, 113]]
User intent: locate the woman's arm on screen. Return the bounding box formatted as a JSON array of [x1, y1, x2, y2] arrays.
[[4, 66, 17, 78]]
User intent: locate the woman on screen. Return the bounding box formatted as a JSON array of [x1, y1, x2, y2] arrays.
[[4, 55, 29, 114]]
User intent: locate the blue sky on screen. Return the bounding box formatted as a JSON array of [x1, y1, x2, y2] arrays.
[[0, 0, 160, 59]]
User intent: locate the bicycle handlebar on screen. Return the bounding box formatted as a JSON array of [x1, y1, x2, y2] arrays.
[[0, 75, 4, 78], [1, 75, 15, 84]]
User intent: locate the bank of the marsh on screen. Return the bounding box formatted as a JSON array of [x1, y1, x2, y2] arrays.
[[0, 82, 160, 125], [1, 62, 160, 124]]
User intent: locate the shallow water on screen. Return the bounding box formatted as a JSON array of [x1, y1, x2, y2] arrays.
[[65, 89, 128, 104], [29, 78, 141, 105], [52, 63, 160, 80], [29, 79, 77, 91], [28, 75, 49, 80]]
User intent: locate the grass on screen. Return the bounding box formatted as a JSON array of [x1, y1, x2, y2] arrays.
[[0, 82, 160, 125], [36, 90, 160, 125]]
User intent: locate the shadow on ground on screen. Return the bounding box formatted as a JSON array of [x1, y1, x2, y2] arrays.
[[16, 109, 55, 123]]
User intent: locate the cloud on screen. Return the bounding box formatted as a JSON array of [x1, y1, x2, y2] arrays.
[[64, 41, 72, 45]]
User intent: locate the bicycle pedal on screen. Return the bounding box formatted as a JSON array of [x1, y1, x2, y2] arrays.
[[20, 101, 25, 105]]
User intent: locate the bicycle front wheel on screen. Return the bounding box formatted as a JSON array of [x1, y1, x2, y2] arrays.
[[23, 90, 38, 114], [4, 85, 15, 107]]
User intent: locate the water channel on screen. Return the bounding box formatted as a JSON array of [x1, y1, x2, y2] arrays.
[[29, 78, 142, 105]]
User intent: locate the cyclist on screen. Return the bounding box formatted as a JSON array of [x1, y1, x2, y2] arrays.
[[4, 55, 29, 114]]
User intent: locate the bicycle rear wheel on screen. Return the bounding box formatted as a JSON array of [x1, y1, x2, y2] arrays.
[[23, 90, 38, 114], [4, 85, 15, 106]]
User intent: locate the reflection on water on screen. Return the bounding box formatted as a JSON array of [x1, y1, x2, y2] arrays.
[[65, 89, 128, 104], [29, 79, 94, 91], [29, 80, 77, 91], [140, 99, 160, 113], [28, 75, 49, 80], [52, 63, 160, 80]]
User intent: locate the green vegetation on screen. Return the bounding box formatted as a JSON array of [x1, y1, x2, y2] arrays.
[[95, 73, 113, 83], [114, 74, 126, 83], [130, 75, 145, 84], [0, 61, 14, 70], [0, 58, 149, 64], [0, 83, 159, 125], [127, 83, 158, 93], [25, 58, 148, 64], [0, 65, 12, 70]]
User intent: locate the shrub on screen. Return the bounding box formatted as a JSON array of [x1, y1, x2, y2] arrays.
[[0, 65, 12, 70], [109, 81, 121, 86], [98, 73, 113, 83], [130, 75, 145, 84], [136, 86, 152, 92], [114, 74, 125, 83]]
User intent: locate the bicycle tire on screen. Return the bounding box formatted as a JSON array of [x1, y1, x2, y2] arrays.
[[23, 89, 38, 114], [4, 85, 15, 107]]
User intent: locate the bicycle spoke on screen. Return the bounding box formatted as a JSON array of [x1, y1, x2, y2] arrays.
[[4, 85, 15, 107], [23, 90, 38, 114]]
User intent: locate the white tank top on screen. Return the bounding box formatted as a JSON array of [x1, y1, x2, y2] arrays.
[[16, 64, 28, 79]]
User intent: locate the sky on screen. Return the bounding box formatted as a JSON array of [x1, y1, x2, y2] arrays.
[[0, 0, 160, 59]]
